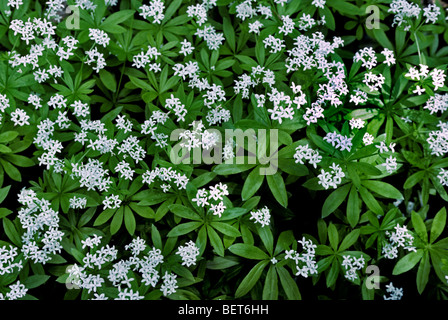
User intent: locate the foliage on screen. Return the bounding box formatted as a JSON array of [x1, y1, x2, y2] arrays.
[[0, 0, 448, 301]]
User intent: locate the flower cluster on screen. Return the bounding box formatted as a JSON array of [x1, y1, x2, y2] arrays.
[[249, 206, 271, 227], [284, 237, 318, 278], [17, 189, 64, 264], [383, 282, 404, 300], [192, 182, 229, 218], [323, 132, 353, 152], [382, 224, 416, 259], [0, 281, 28, 300], [341, 255, 366, 281], [293, 144, 322, 169], [142, 166, 189, 192], [0, 245, 23, 276], [317, 163, 346, 190], [66, 235, 179, 299], [176, 240, 200, 267]]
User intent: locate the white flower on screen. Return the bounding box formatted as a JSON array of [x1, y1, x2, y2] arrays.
[[160, 272, 178, 296], [176, 241, 200, 267], [354, 47, 377, 70], [10, 108, 30, 126], [249, 206, 271, 227], [383, 282, 403, 300], [363, 132, 374, 146], [139, 0, 165, 24], [311, 0, 326, 9], [382, 155, 398, 174], [179, 39, 195, 56], [323, 132, 353, 152], [293, 144, 322, 168], [381, 48, 396, 66], [263, 35, 285, 53], [248, 20, 263, 35], [5, 281, 28, 300], [317, 163, 345, 190], [349, 118, 365, 129], [89, 28, 110, 47]]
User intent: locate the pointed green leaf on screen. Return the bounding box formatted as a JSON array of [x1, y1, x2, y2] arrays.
[[277, 265, 301, 300], [362, 180, 403, 200], [228, 243, 270, 260], [417, 252, 431, 295], [392, 250, 424, 275], [412, 211, 428, 243], [266, 171, 288, 208], [338, 229, 360, 252], [262, 265, 278, 300], [430, 207, 446, 244], [169, 204, 202, 221], [210, 221, 241, 237], [347, 185, 360, 227], [328, 223, 339, 251], [322, 183, 350, 218], [167, 221, 202, 237], [235, 260, 269, 298], [241, 167, 264, 201], [124, 206, 136, 235]]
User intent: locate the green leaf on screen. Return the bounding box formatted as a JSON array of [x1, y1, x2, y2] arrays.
[[0, 131, 18, 143], [190, 172, 217, 188], [371, 28, 394, 50], [362, 180, 403, 200], [129, 202, 155, 219], [101, 9, 135, 30], [417, 252, 431, 295], [219, 207, 248, 221], [223, 17, 235, 52], [110, 207, 124, 235], [99, 69, 117, 92], [359, 186, 383, 215], [0, 159, 21, 181], [241, 167, 264, 201], [93, 208, 116, 226], [169, 204, 202, 221], [412, 211, 428, 243], [207, 225, 224, 257], [210, 221, 241, 237], [338, 229, 360, 252], [24, 275, 50, 289], [326, 261, 339, 288], [235, 260, 269, 298], [277, 266, 301, 300], [392, 250, 424, 275], [328, 223, 339, 251], [257, 225, 274, 255], [151, 224, 163, 250], [266, 172, 288, 208], [262, 265, 278, 300], [404, 171, 425, 189], [228, 243, 270, 260], [347, 185, 360, 228], [0, 185, 11, 204], [213, 163, 255, 175], [0, 208, 12, 219], [206, 256, 239, 270], [167, 221, 202, 237], [430, 207, 446, 244], [124, 206, 136, 235], [3, 218, 21, 246], [321, 183, 350, 218]]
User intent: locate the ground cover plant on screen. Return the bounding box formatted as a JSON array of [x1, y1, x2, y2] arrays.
[[0, 0, 448, 301]]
